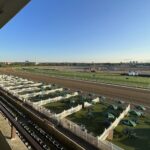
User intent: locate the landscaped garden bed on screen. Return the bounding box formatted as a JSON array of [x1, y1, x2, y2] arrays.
[[112, 106, 150, 150], [43, 95, 92, 114], [67, 102, 125, 136]]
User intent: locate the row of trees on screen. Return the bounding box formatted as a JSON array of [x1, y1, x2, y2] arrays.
[[0, 62, 150, 67]]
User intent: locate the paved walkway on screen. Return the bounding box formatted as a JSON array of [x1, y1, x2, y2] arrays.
[[0, 112, 28, 150]]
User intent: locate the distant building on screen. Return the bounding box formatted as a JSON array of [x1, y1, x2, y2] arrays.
[[35, 62, 39, 65], [25, 60, 30, 63], [128, 71, 139, 76], [2, 62, 12, 65]]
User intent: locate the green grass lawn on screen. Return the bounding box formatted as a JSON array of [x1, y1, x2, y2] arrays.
[[17, 67, 150, 89], [43, 95, 85, 113], [67, 102, 123, 136], [112, 112, 150, 150]]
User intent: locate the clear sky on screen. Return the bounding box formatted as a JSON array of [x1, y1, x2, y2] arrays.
[[0, 0, 150, 63]]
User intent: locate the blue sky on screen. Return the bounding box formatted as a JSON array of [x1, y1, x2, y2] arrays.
[[0, 0, 150, 62]]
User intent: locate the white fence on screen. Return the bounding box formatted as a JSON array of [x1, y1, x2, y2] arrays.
[[13, 87, 40, 93], [34, 92, 78, 106], [35, 96, 63, 106], [19, 88, 63, 99], [59, 117, 124, 150], [25, 100, 54, 117], [53, 105, 82, 119], [59, 105, 130, 150], [98, 104, 130, 141], [84, 102, 92, 107], [92, 97, 100, 104], [6, 81, 35, 90]]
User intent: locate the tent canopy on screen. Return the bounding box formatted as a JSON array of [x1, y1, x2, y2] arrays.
[[107, 112, 115, 119], [122, 119, 137, 127], [110, 104, 118, 110], [137, 105, 146, 111], [130, 110, 142, 116]]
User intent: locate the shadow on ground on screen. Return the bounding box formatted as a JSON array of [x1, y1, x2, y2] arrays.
[[0, 131, 11, 150]]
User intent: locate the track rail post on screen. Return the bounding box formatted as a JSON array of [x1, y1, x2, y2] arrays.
[[11, 124, 16, 140]]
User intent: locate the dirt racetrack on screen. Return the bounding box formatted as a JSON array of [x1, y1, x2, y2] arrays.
[[0, 68, 150, 106]]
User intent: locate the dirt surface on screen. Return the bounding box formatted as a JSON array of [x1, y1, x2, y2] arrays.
[[0, 68, 150, 106]]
